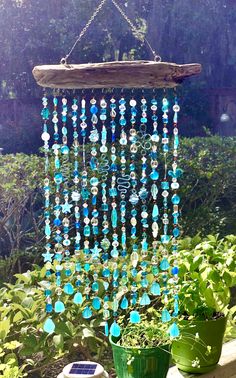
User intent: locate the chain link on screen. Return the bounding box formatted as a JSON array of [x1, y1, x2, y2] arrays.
[[60, 0, 161, 64], [60, 0, 108, 64]]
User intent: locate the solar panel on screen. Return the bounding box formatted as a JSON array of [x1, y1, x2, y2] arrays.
[[69, 363, 97, 375]]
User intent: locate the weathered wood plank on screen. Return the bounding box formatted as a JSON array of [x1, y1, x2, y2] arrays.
[[32, 60, 201, 89]]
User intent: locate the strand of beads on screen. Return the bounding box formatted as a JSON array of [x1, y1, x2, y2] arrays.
[[97, 96, 112, 336], [51, 95, 65, 317], [41, 93, 55, 333], [109, 95, 121, 338], [168, 93, 181, 337], [138, 95, 151, 309], [160, 93, 172, 325], [149, 96, 161, 297], [71, 96, 83, 306], [60, 96, 74, 299], [89, 96, 102, 316], [79, 96, 93, 320], [128, 96, 141, 324]]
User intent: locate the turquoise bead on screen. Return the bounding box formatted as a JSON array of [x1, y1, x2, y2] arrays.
[[92, 282, 99, 292], [130, 310, 141, 324], [92, 297, 101, 310], [110, 321, 121, 337], [120, 296, 128, 310], [111, 209, 118, 228], [172, 194, 180, 204], [54, 300, 65, 313], [150, 282, 161, 296], [73, 292, 83, 305], [169, 322, 180, 337], [43, 318, 55, 333], [150, 170, 159, 180], [152, 204, 159, 219], [160, 258, 170, 271], [82, 306, 93, 319], [161, 309, 171, 323], [64, 283, 74, 295], [140, 292, 151, 306]]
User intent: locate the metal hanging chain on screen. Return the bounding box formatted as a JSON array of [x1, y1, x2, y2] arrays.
[[111, 0, 161, 62], [60, 0, 161, 65], [60, 0, 108, 65]]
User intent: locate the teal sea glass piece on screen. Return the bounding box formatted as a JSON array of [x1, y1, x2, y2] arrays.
[[110, 321, 121, 337], [130, 310, 141, 323], [82, 306, 93, 319], [152, 204, 159, 219], [43, 318, 55, 333], [64, 283, 74, 295], [140, 292, 151, 306], [120, 296, 128, 310], [160, 258, 170, 271], [169, 322, 180, 337], [73, 292, 83, 305], [92, 297, 101, 310], [54, 300, 65, 313], [161, 309, 171, 323], [150, 281, 161, 296]]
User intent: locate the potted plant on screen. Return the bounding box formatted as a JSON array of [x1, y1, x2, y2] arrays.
[[171, 234, 236, 373], [110, 313, 172, 378]]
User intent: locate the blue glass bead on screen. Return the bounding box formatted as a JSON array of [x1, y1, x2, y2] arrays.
[[131, 268, 137, 277], [111, 248, 119, 258], [169, 323, 180, 338], [120, 296, 128, 310], [150, 170, 159, 181], [110, 321, 121, 337], [45, 289, 52, 296], [113, 269, 119, 280], [150, 282, 161, 296], [64, 283, 74, 295], [173, 228, 180, 237], [84, 226, 91, 237], [172, 194, 180, 205], [90, 105, 98, 114], [160, 258, 170, 270], [163, 145, 169, 152], [130, 310, 141, 324], [161, 235, 170, 244], [41, 108, 50, 119], [46, 303, 53, 313], [101, 203, 109, 211], [54, 173, 63, 184], [92, 297, 101, 310], [45, 224, 51, 237], [65, 269, 72, 277], [102, 268, 110, 278], [152, 115, 158, 121], [109, 188, 117, 197], [152, 204, 159, 219], [82, 306, 93, 319], [73, 292, 83, 305], [141, 278, 149, 288], [92, 282, 99, 292], [111, 209, 118, 228], [61, 145, 69, 155], [54, 300, 65, 313], [119, 118, 127, 126], [43, 318, 55, 333], [140, 292, 151, 306], [161, 309, 171, 323], [172, 267, 179, 275], [92, 196, 97, 205], [84, 263, 91, 272], [161, 181, 169, 190]]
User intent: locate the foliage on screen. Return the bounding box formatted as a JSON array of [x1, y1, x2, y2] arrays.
[[0, 265, 106, 377], [0, 154, 44, 278], [176, 234, 236, 319], [178, 136, 236, 236], [117, 316, 170, 349]]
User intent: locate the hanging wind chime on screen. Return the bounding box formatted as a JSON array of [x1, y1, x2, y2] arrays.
[[33, 0, 201, 338]]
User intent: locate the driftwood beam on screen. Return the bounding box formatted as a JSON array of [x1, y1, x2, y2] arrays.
[[32, 60, 201, 89]]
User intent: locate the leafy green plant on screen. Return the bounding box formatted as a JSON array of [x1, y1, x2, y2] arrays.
[[175, 234, 236, 319]]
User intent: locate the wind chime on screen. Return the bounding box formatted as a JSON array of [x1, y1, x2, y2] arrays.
[[33, 0, 201, 339]]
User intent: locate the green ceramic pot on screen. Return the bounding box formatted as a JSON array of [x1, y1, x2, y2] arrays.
[[171, 316, 227, 374], [110, 336, 170, 378]]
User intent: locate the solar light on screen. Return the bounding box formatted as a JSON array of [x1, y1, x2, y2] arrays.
[[57, 361, 108, 378]]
